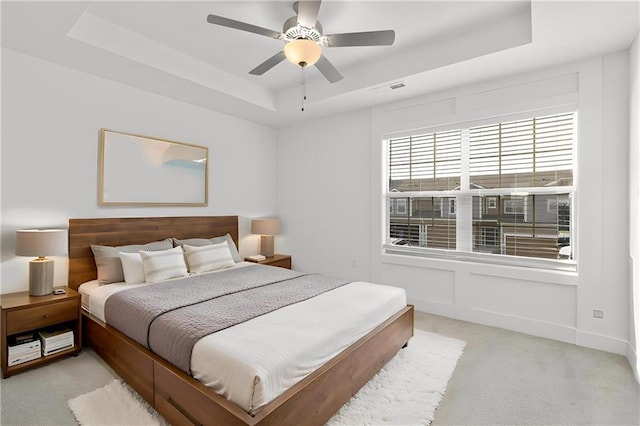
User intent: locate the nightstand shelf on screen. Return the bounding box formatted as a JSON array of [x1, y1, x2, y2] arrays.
[[4, 346, 79, 377], [1, 287, 82, 378], [245, 254, 292, 269]]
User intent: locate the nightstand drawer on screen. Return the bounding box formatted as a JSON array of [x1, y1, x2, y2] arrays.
[[245, 254, 292, 269], [6, 299, 78, 335], [268, 258, 291, 269]]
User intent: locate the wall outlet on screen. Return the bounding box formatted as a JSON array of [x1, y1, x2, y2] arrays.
[[593, 309, 604, 319], [351, 259, 358, 269]]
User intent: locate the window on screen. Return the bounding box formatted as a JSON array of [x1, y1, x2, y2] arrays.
[[385, 111, 575, 269], [387, 130, 460, 251], [449, 199, 456, 215], [504, 198, 525, 215], [397, 199, 407, 215], [389, 198, 408, 216], [481, 227, 498, 247]]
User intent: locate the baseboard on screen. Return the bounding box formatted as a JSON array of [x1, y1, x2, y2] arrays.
[[627, 342, 640, 384], [410, 296, 628, 356], [575, 330, 628, 356], [409, 296, 576, 345]]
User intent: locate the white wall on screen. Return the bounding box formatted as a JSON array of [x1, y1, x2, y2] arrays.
[[629, 31, 640, 382], [278, 51, 632, 356], [1, 48, 279, 294], [277, 109, 373, 280]]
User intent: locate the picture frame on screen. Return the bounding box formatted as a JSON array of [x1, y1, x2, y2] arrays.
[[98, 129, 208, 206]]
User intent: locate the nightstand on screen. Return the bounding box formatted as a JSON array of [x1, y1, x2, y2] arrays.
[[1, 287, 82, 378], [245, 254, 292, 269]]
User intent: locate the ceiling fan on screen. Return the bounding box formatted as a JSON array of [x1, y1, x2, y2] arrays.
[[206, 0, 396, 83]]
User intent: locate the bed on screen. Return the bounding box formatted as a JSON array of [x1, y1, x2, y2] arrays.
[[68, 216, 414, 426]]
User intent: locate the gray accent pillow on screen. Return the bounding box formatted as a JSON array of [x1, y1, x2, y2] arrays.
[[172, 233, 241, 263], [91, 238, 173, 284]]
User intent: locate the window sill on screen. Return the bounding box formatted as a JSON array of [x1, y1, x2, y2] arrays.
[[381, 248, 578, 286]]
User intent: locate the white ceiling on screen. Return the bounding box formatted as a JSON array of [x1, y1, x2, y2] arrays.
[[2, 1, 639, 128]]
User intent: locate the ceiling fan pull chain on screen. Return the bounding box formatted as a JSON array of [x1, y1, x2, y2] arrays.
[[301, 66, 307, 112]]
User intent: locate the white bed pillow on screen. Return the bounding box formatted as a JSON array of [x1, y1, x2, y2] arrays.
[[140, 246, 189, 284], [118, 252, 146, 284], [183, 242, 235, 274]]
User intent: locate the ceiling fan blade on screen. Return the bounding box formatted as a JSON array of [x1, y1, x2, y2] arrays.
[[296, 0, 322, 28], [249, 51, 287, 75], [325, 30, 395, 47], [207, 14, 281, 39], [315, 55, 343, 83]]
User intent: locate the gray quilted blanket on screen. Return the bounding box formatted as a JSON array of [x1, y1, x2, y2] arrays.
[[104, 264, 349, 373]]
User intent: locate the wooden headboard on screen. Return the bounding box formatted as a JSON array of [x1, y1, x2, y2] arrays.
[[68, 216, 239, 290]]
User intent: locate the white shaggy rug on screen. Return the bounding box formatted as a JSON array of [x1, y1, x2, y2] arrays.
[[68, 379, 165, 426], [68, 330, 465, 425]]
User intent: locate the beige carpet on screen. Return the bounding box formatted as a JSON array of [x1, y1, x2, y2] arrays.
[[68, 330, 465, 425]]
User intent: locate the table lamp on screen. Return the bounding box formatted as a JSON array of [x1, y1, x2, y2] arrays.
[[251, 218, 281, 257], [16, 229, 67, 296]]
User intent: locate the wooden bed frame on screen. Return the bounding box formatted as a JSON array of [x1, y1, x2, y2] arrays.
[[68, 216, 414, 426]]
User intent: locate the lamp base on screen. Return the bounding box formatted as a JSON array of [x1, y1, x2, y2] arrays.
[[260, 235, 275, 257], [29, 258, 54, 296]]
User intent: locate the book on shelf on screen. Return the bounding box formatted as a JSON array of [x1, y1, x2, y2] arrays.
[[10, 332, 36, 345], [42, 344, 74, 356], [8, 349, 41, 366], [41, 333, 73, 346], [38, 326, 73, 341], [8, 339, 41, 366], [8, 339, 41, 356], [9, 339, 41, 352], [40, 334, 73, 348], [38, 326, 74, 355]]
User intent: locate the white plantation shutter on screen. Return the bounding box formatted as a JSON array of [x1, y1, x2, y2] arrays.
[[388, 130, 461, 192], [388, 137, 411, 184], [469, 113, 574, 188], [534, 114, 574, 173]]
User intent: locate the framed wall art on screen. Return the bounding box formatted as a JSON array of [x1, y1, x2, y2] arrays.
[[98, 129, 208, 206]]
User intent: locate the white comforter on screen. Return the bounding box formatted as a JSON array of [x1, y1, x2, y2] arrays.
[[79, 264, 407, 414]]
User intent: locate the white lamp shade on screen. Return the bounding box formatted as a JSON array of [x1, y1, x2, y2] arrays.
[[284, 39, 322, 67], [251, 219, 281, 236], [16, 229, 67, 257]]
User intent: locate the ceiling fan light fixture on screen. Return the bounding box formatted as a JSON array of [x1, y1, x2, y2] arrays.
[[207, 2, 395, 84], [284, 39, 321, 67]]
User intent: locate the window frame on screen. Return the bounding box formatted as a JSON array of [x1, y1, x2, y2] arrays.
[[383, 109, 577, 272]]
